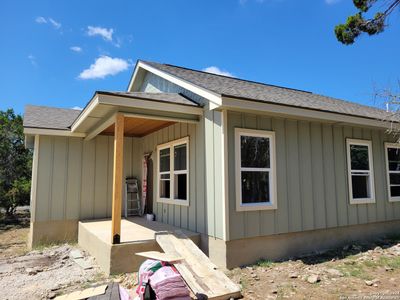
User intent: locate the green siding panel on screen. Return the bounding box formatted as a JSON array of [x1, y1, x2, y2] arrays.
[[227, 111, 400, 240]]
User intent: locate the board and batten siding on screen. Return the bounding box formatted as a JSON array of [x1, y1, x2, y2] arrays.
[[32, 120, 212, 237], [141, 121, 209, 237], [34, 135, 142, 222], [227, 111, 400, 240]]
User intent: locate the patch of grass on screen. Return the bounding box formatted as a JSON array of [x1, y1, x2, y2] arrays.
[[239, 277, 248, 290], [337, 263, 372, 280], [256, 259, 274, 268]]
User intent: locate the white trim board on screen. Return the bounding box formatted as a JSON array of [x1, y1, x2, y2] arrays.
[[222, 97, 393, 129], [346, 138, 376, 205], [384, 142, 400, 202], [128, 61, 222, 108], [234, 128, 278, 211], [24, 128, 86, 138]]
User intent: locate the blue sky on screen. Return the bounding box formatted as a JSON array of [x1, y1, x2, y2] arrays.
[[1, 0, 399, 114]]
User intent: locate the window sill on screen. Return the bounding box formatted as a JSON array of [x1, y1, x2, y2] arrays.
[[157, 198, 190, 206], [349, 198, 375, 205], [388, 197, 400, 202], [236, 202, 277, 212]]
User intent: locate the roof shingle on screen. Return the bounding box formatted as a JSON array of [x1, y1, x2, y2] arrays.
[[142, 61, 396, 122], [24, 105, 81, 130]]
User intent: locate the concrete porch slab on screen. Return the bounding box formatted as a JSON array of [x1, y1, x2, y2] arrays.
[[78, 217, 200, 274]]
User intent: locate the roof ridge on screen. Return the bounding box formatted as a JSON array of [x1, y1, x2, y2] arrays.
[[141, 60, 312, 94]]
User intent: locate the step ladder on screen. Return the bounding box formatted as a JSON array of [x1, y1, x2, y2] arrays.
[[124, 178, 142, 217]]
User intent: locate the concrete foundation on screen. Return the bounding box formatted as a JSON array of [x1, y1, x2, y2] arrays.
[[223, 220, 400, 268], [78, 218, 200, 274], [29, 220, 78, 249]]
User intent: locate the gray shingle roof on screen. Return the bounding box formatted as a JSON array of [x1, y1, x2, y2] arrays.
[[24, 105, 81, 130], [24, 92, 200, 130], [142, 61, 396, 122], [98, 91, 200, 106]]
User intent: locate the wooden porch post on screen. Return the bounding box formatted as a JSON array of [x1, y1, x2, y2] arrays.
[[111, 113, 124, 244]]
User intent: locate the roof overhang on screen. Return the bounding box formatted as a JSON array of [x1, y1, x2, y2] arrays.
[[127, 61, 222, 109], [221, 96, 395, 129], [71, 92, 203, 139]]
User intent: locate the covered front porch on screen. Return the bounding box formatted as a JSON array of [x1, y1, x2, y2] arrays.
[[71, 91, 203, 274], [78, 217, 200, 274]]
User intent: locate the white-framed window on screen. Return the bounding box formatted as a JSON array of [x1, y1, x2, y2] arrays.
[[156, 136, 189, 206], [384, 143, 400, 202], [235, 128, 277, 211], [346, 139, 375, 204]]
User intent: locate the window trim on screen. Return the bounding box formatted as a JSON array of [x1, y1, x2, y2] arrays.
[[235, 128, 277, 211], [384, 142, 400, 202], [346, 138, 375, 204], [156, 136, 189, 206]]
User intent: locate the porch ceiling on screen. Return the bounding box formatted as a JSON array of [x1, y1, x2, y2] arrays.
[[101, 116, 175, 137]]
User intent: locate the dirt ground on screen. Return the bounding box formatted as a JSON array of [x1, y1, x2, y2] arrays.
[[1, 213, 400, 299], [227, 237, 400, 299]]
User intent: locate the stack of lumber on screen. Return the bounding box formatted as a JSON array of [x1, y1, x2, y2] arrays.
[[137, 231, 241, 300]]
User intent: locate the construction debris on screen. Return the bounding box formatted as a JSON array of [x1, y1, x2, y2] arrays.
[[155, 231, 241, 300]]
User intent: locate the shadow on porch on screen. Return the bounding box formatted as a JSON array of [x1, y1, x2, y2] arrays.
[[78, 217, 200, 275]]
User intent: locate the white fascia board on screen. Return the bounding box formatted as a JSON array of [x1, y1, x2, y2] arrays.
[[123, 112, 199, 124], [131, 61, 222, 108], [24, 128, 86, 138], [222, 96, 391, 129], [70, 95, 99, 132], [99, 93, 204, 116]]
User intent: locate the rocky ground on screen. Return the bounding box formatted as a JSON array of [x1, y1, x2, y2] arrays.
[[1, 212, 400, 299], [227, 238, 400, 299]]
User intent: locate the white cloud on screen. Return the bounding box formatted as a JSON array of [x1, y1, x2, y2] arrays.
[[35, 16, 61, 29], [48, 18, 61, 29], [202, 66, 233, 77], [28, 54, 37, 66], [71, 106, 83, 110], [35, 16, 47, 24], [70, 46, 82, 53], [78, 56, 130, 80], [87, 26, 113, 42]]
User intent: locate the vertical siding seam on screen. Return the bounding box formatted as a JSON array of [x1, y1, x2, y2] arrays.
[[194, 123, 198, 233], [92, 140, 97, 219], [296, 120, 305, 231], [296, 120, 304, 231], [213, 112, 217, 238], [48, 138, 54, 221], [63, 138, 69, 221], [342, 126, 349, 225], [284, 119, 290, 231], [78, 139, 83, 219], [321, 124, 328, 229], [307, 122, 315, 229], [329, 125, 339, 227]]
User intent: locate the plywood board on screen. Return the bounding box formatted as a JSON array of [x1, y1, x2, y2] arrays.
[[55, 284, 107, 300], [135, 250, 183, 263], [156, 231, 241, 300]]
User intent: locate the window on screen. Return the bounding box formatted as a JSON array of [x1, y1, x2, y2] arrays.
[[346, 139, 375, 204], [385, 143, 400, 202], [235, 128, 277, 211], [157, 137, 189, 205]]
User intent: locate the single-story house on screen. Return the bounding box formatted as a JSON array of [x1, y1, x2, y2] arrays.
[[24, 60, 400, 274]]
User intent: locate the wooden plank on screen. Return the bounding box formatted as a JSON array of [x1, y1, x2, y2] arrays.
[[156, 231, 241, 300], [135, 251, 183, 263], [55, 285, 107, 300], [111, 113, 124, 244]]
